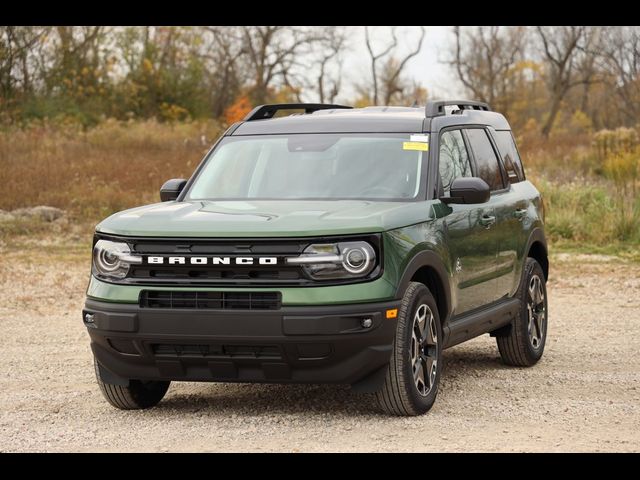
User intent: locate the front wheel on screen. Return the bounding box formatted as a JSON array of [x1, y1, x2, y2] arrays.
[[376, 282, 443, 416], [94, 359, 170, 410], [496, 257, 548, 366]]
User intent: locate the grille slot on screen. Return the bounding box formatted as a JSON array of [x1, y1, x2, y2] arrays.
[[130, 267, 302, 282], [140, 290, 281, 310], [152, 343, 281, 359]]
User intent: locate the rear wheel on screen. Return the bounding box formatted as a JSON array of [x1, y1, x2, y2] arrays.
[[94, 359, 170, 410], [376, 282, 442, 416], [497, 257, 548, 366]]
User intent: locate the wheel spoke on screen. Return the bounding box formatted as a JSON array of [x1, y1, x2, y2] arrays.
[[410, 332, 418, 364], [534, 309, 545, 339], [424, 356, 435, 389], [414, 304, 427, 339], [413, 360, 425, 394], [427, 315, 437, 346], [528, 278, 537, 304], [530, 276, 543, 305]]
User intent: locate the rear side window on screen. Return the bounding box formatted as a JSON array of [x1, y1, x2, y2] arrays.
[[493, 130, 525, 182], [438, 130, 472, 195], [465, 128, 504, 191]]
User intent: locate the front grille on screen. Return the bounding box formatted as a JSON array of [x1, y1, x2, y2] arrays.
[[140, 290, 281, 310], [128, 238, 309, 286], [96, 234, 382, 287], [152, 343, 281, 359]]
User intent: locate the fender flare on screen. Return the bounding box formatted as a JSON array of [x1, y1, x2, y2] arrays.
[[524, 227, 548, 277], [394, 250, 452, 321]]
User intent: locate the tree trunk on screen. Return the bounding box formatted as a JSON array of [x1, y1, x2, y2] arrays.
[[541, 89, 565, 137]]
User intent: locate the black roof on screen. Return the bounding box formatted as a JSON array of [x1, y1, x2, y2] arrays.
[[231, 104, 511, 136]]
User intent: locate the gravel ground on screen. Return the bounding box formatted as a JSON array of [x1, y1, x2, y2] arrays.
[[1, 250, 639, 452]]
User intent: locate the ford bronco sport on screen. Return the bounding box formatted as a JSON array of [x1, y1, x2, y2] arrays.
[[84, 100, 549, 416]]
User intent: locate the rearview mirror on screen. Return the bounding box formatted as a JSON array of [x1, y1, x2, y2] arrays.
[[440, 177, 490, 205], [160, 179, 187, 202]]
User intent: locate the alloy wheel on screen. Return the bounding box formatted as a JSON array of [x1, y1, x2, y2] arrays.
[[527, 274, 546, 349], [410, 304, 438, 396]]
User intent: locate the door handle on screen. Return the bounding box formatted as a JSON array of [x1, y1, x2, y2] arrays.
[[479, 214, 496, 228], [514, 208, 527, 221]]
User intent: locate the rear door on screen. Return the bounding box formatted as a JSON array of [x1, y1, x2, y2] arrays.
[[491, 128, 530, 296]]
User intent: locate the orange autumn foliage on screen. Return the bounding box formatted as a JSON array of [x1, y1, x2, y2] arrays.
[[223, 95, 253, 124]]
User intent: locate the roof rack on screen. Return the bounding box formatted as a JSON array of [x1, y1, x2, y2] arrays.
[[243, 103, 352, 122], [425, 100, 491, 118]]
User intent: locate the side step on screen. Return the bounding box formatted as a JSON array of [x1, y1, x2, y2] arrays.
[[443, 298, 520, 349]]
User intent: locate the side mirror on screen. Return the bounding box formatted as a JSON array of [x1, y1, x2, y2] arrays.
[[440, 177, 490, 205], [160, 178, 187, 202]]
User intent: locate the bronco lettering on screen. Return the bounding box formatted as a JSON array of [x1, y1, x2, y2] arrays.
[[144, 256, 278, 265]]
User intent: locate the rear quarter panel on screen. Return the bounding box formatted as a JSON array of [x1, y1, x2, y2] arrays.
[[509, 180, 545, 295]]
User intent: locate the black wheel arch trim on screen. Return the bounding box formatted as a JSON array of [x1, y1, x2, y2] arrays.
[[394, 250, 452, 323], [524, 227, 548, 279]]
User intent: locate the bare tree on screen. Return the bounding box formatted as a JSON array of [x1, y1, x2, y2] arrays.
[[449, 26, 527, 117], [364, 26, 425, 105], [53, 27, 105, 73], [365, 26, 397, 105], [381, 29, 425, 105], [200, 27, 245, 116], [240, 26, 328, 104], [315, 27, 347, 103], [0, 27, 50, 101], [536, 26, 598, 137], [600, 26, 640, 124]]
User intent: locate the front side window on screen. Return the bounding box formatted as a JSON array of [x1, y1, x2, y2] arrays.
[[438, 129, 472, 195], [465, 128, 504, 191], [186, 134, 426, 201]]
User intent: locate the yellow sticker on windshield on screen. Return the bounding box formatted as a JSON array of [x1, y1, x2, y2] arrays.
[[403, 141, 429, 151]]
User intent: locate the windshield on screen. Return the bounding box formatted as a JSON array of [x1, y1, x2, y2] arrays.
[[185, 134, 427, 201]]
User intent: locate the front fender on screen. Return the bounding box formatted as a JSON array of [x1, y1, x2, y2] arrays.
[[382, 224, 453, 322]]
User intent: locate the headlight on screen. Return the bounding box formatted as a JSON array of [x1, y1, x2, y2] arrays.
[[92, 239, 142, 280], [287, 241, 376, 280]]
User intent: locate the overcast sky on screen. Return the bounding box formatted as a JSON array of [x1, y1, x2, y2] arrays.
[[337, 26, 463, 101]]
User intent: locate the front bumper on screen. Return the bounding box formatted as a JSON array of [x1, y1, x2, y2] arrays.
[[84, 298, 399, 387]]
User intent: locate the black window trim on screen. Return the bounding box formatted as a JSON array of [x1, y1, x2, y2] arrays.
[[461, 125, 510, 195]]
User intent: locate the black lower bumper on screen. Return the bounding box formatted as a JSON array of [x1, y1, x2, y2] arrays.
[[83, 298, 399, 388]]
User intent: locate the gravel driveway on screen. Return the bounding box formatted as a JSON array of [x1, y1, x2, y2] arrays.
[[1, 250, 639, 452]]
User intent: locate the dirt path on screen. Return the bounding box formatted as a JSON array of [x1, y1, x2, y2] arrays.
[[1, 251, 639, 452]]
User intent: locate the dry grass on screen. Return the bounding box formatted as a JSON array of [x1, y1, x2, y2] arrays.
[[0, 118, 223, 219]]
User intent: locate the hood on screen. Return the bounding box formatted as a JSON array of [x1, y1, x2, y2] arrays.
[[96, 200, 435, 238]]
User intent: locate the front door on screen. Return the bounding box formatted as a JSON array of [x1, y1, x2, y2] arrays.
[[445, 203, 499, 314], [436, 128, 500, 315]]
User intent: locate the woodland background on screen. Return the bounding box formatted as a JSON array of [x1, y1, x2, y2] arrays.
[[1, 26, 639, 257]]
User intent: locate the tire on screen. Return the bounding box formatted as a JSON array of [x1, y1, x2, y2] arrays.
[[376, 282, 443, 416], [497, 257, 548, 366], [94, 359, 170, 410]]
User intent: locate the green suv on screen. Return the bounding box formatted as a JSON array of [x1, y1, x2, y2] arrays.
[[84, 100, 548, 416]]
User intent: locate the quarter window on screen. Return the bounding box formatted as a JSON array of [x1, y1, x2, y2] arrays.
[[494, 130, 525, 182], [438, 130, 472, 195], [465, 128, 504, 191]]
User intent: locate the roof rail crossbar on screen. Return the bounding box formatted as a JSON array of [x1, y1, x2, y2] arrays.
[[425, 100, 491, 118], [243, 103, 352, 121]]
